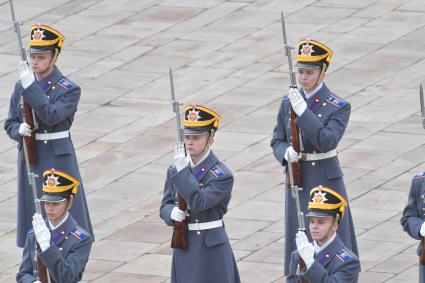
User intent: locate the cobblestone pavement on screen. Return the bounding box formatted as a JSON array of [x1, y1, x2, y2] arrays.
[[0, 0, 425, 282]]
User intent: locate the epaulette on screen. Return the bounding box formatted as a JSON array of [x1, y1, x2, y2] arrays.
[[210, 164, 225, 177], [57, 78, 74, 90], [326, 94, 345, 108], [69, 225, 89, 240], [413, 172, 425, 180], [336, 248, 351, 262]]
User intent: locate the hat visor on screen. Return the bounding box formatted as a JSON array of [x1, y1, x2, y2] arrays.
[[295, 62, 321, 69], [184, 127, 209, 136], [29, 47, 55, 53], [39, 194, 66, 202], [306, 210, 335, 218]]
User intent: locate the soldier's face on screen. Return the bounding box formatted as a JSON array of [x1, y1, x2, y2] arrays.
[[44, 200, 69, 225], [185, 132, 213, 159], [29, 52, 54, 74], [309, 216, 338, 245], [297, 67, 322, 92]]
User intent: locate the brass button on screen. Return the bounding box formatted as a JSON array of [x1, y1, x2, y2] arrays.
[[197, 231, 200, 235], [59, 247, 63, 251], [313, 151, 316, 154], [65, 236, 68, 240], [312, 162, 316, 166], [52, 86, 56, 90], [322, 102, 327, 106], [195, 219, 199, 223], [61, 231, 65, 234], [43, 140, 47, 144], [48, 81, 51, 84], [318, 114, 322, 117], [44, 130, 47, 133]]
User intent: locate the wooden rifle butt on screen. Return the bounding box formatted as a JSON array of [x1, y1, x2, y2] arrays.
[[36, 244, 49, 283], [170, 192, 188, 249], [23, 100, 37, 164], [420, 238, 425, 265]]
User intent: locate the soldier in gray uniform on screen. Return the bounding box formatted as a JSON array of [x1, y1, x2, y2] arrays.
[[17, 169, 92, 283], [400, 92, 425, 282], [4, 24, 93, 247], [271, 38, 358, 275], [160, 104, 240, 283], [287, 185, 360, 282], [401, 171, 425, 282]]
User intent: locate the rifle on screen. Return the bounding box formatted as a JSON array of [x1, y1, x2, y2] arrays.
[[9, 2, 49, 282], [9, 0, 38, 164], [281, 11, 307, 280], [420, 84, 425, 129], [169, 68, 188, 250]]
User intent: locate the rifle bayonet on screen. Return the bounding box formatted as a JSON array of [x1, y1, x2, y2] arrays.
[[281, 11, 297, 87]]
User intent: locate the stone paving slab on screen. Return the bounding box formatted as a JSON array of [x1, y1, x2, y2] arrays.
[[1, 0, 425, 282]]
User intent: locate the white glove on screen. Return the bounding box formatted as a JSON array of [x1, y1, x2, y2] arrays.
[[284, 146, 299, 162], [19, 61, 35, 89], [420, 222, 425, 237], [295, 231, 315, 270], [32, 213, 51, 252], [174, 142, 188, 172], [171, 207, 186, 222], [288, 87, 307, 116], [18, 122, 32, 137]]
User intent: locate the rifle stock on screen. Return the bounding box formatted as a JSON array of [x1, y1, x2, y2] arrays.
[[22, 101, 37, 163], [169, 68, 188, 249], [421, 238, 425, 265], [36, 247, 49, 283], [170, 193, 188, 249]]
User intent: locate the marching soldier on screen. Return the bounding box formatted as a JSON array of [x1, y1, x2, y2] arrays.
[[287, 186, 360, 282], [401, 171, 425, 282], [271, 38, 358, 275], [160, 104, 240, 283], [17, 169, 92, 283], [400, 88, 425, 282], [4, 24, 93, 247]]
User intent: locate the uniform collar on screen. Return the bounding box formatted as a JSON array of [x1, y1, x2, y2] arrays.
[[189, 149, 211, 168], [303, 82, 323, 100], [49, 211, 69, 230], [191, 150, 218, 182], [315, 234, 344, 267], [314, 232, 336, 254], [37, 65, 62, 86], [50, 214, 77, 245]]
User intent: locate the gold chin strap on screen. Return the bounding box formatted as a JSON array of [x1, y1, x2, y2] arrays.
[[66, 195, 74, 211], [49, 49, 59, 69], [312, 63, 327, 89]]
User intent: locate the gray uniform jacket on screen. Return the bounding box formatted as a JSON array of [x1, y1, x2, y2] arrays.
[[160, 150, 240, 283], [4, 66, 93, 247], [400, 171, 425, 282], [16, 214, 92, 283], [287, 234, 360, 283], [271, 83, 359, 275]]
